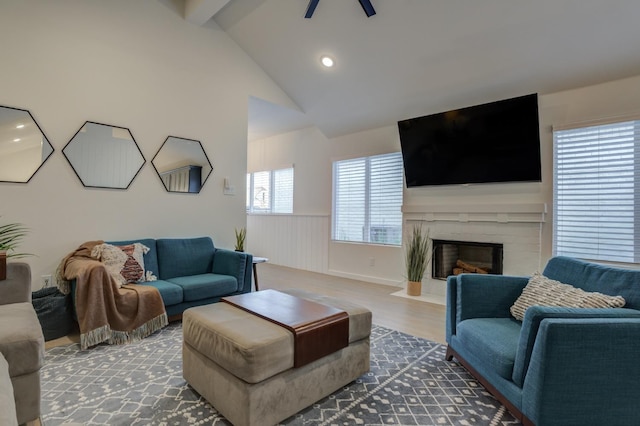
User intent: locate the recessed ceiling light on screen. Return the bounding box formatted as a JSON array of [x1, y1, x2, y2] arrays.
[[16, 124, 25, 129], [320, 55, 335, 68]]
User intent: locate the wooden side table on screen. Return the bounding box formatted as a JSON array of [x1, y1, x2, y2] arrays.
[[252, 257, 268, 291]]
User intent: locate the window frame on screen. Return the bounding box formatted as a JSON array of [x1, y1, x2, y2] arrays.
[[246, 167, 294, 214], [331, 152, 404, 246], [553, 118, 640, 264]]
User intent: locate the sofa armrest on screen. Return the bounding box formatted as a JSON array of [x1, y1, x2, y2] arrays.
[[0, 353, 18, 426], [212, 249, 253, 294], [0, 262, 31, 305], [522, 318, 640, 426], [446, 273, 528, 342], [513, 306, 640, 387]]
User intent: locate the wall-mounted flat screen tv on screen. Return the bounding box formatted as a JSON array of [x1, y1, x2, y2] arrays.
[[398, 93, 541, 187]]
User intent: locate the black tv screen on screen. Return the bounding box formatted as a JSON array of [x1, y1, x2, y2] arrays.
[[398, 93, 541, 187]]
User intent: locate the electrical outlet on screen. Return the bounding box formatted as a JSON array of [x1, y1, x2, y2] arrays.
[[42, 274, 52, 287], [369, 257, 375, 267]]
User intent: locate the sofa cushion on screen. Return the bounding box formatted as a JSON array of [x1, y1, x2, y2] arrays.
[[157, 237, 214, 279], [543, 256, 640, 310], [0, 352, 17, 426], [512, 306, 640, 388], [0, 303, 44, 377], [139, 280, 183, 306], [281, 289, 372, 343], [183, 302, 294, 384], [510, 273, 626, 321], [168, 274, 238, 302], [92, 243, 149, 285], [455, 318, 521, 380], [116, 243, 148, 283], [107, 238, 159, 278], [91, 243, 128, 286]]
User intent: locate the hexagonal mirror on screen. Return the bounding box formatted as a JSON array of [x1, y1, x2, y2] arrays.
[[152, 136, 213, 194], [62, 121, 145, 189], [0, 105, 54, 183]]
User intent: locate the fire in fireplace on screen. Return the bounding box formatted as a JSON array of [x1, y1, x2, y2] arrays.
[[431, 239, 503, 280]]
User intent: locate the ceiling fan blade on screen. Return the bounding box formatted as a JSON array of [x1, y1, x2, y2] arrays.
[[305, 0, 320, 18], [358, 0, 376, 17], [305, 0, 376, 19]]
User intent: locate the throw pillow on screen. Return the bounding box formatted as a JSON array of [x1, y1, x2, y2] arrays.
[[91, 243, 150, 286], [117, 243, 148, 284], [91, 243, 128, 286], [510, 272, 626, 321]]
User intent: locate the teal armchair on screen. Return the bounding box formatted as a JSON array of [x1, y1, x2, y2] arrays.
[[446, 256, 640, 426]]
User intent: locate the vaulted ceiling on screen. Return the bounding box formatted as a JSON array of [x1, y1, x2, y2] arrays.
[[181, 0, 640, 140]]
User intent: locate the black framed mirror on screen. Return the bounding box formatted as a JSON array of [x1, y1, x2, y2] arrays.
[[0, 105, 54, 183], [151, 136, 213, 194], [62, 121, 145, 189]]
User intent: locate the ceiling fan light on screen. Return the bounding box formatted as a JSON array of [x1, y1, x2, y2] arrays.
[[321, 55, 335, 68]]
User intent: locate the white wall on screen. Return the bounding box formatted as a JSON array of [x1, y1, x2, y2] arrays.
[[0, 0, 296, 287], [538, 74, 640, 263], [247, 127, 331, 273], [248, 74, 640, 285], [248, 124, 404, 286], [326, 126, 404, 285], [248, 126, 330, 215]]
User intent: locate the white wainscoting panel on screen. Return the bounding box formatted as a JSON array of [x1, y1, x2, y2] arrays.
[[247, 215, 329, 273]]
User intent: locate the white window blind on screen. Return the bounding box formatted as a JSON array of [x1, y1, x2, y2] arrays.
[[273, 168, 294, 213], [252, 171, 271, 211], [246, 173, 251, 209], [246, 168, 294, 214], [553, 119, 640, 263], [333, 152, 403, 245]]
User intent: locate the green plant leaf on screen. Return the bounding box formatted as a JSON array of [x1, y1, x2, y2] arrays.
[[234, 227, 246, 251], [0, 220, 31, 258], [404, 225, 431, 282]]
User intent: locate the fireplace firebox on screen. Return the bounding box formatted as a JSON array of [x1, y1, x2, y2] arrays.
[[432, 240, 503, 280]]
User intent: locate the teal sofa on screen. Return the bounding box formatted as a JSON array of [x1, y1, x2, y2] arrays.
[[446, 256, 640, 426], [73, 237, 253, 318]]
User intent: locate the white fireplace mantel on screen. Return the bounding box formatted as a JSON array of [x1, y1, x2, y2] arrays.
[[402, 203, 547, 224], [399, 202, 546, 303]]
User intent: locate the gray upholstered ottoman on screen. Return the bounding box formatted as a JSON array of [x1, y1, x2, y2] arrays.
[[182, 289, 371, 426]]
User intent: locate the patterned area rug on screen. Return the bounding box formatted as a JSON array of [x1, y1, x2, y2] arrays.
[[41, 323, 520, 425]]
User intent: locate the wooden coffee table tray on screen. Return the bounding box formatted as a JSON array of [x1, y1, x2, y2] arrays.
[[222, 289, 349, 367]]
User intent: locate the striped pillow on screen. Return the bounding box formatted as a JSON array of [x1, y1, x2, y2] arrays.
[[510, 272, 626, 321]]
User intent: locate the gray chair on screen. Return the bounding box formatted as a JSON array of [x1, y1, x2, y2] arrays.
[[0, 262, 45, 425]]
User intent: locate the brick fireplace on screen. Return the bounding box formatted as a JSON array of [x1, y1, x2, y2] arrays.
[[402, 203, 546, 301]]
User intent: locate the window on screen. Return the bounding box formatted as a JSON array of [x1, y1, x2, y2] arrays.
[[246, 168, 294, 214], [332, 152, 404, 245], [553, 119, 640, 263]]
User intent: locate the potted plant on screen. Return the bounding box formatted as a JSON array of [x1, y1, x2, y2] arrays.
[[404, 224, 431, 296], [0, 219, 31, 280], [234, 227, 246, 252]]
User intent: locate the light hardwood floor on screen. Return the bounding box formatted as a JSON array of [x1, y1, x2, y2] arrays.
[[258, 263, 447, 343]]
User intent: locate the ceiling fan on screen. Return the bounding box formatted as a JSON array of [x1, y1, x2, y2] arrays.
[[305, 0, 376, 19]]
